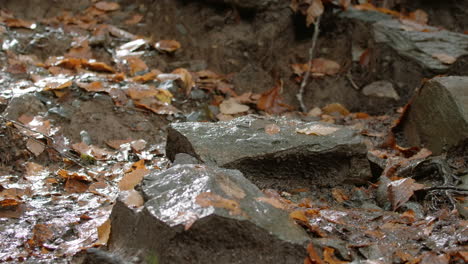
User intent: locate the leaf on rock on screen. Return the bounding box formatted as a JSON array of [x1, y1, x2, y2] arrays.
[[432, 53, 456, 65], [408, 9, 428, 25], [264, 124, 281, 135], [196, 192, 245, 216], [120, 190, 144, 208], [323, 247, 348, 264], [5, 18, 36, 29], [82, 60, 115, 73], [306, 243, 325, 264], [296, 123, 340, 136], [77, 81, 107, 92], [322, 103, 350, 116], [35, 76, 73, 91], [155, 40, 181, 53], [388, 178, 425, 210], [219, 98, 250, 115], [125, 14, 143, 25], [95, 219, 111, 246], [126, 56, 148, 76]]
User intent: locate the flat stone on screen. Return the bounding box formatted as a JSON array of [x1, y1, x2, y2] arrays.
[[109, 164, 309, 264], [341, 9, 468, 72], [166, 115, 371, 189], [362, 80, 400, 100], [403, 76, 468, 154]]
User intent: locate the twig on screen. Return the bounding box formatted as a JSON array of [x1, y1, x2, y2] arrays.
[[297, 15, 321, 113], [422, 186, 468, 192], [346, 72, 360, 90]]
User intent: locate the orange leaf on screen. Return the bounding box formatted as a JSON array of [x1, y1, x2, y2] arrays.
[[306, 243, 325, 264], [77, 81, 107, 92], [126, 56, 148, 76], [408, 9, 428, 25], [172, 68, 194, 95], [290, 210, 309, 222], [323, 247, 348, 264], [311, 58, 341, 76], [82, 60, 115, 73], [95, 219, 111, 246], [257, 80, 293, 114], [125, 14, 143, 25], [196, 192, 244, 216], [5, 18, 36, 29]]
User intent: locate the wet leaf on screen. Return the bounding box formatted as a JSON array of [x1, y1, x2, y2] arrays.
[[296, 123, 340, 136], [94, 1, 120, 11], [155, 40, 181, 53], [64, 178, 90, 193], [219, 98, 250, 115], [256, 196, 287, 210], [118, 160, 149, 190], [388, 178, 425, 210], [196, 192, 244, 216], [116, 39, 147, 58], [216, 175, 246, 200]]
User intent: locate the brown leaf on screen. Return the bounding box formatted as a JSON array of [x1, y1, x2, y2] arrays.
[[322, 103, 350, 116], [77, 81, 107, 92], [331, 188, 349, 203], [172, 68, 194, 95], [82, 60, 115, 73], [311, 58, 341, 76], [64, 178, 89, 193], [95, 219, 111, 246], [306, 0, 324, 26], [120, 190, 144, 208], [388, 178, 425, 210], [408, 9, 428, 25], [26, 139, 45, 156], [155, 40, 181, 53], [126, 56, 148, 76], [296, 123, 340, 136], [257, 80, 293, 114], [5, 18, 36, 29], [125, 14, 143, 25], [432, 53, 456, 65], [219, 98, 250, 115], [94, 1, 120, 11]]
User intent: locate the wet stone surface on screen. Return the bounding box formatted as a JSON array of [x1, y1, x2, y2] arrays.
[[109, 164, 309, 264], [167, 115, 372, 190]]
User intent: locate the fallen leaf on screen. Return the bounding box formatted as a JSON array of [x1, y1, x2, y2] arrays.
[[322, 103, 350, 116], [118, 160, 149, 190], [83, 60, 115, 73], [306, 0, 324, 26], [95, 219, 111, 246], [290, 210, 309, 222], [257, 80, 293, 114], [265, 124, 281, 135], [408, 9, 428, 25], [331, 188, 349, 203], [77, 81, 107, 92], [296, 123, 340, 136], [388, 178, 425, 210], [432, 53, 456, 64], [196, 192, 244, 216], [172, 68, 194, 95], [323, 247, 348, 264], [219, 98, 250, 115], [120, 190, 144, 208], [5, 18, 36, 29], [311, 58, 341, 76], [26, 138, 45, 156], [126, 56, 148, 75], [155, 40, 181, 53], [125, 14, 143, 25], [306, 243, 325, 264], [94, 1, 120, 11]]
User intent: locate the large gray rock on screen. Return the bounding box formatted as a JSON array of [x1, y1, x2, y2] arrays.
[[109, 164, 309, 264], [403, 76, 468, 154], [341, 9, 468, 73], [166, 115, 371, 189]]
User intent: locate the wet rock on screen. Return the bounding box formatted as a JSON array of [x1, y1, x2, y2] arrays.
[[341, 9, 468, 72], [403, 76, 468, 154], [109, 164, 309, 264], [3, 93, 46, 120], [362, 80, 400, 100], [166, 115, 371, 189], [172, 153, 200, 165]]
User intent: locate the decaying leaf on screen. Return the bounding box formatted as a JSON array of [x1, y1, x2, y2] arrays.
[[296, 123, 340, 136], [94, 1, 120, 12], [26, 138, 45, 156], [264, 124, 281, 135]]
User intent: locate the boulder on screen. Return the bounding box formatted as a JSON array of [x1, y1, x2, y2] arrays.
[[166, 115, 371, 189], [403, 76, 468, 154], [109, 164, 310, 264]]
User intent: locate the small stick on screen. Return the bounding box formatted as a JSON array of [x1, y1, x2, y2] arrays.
[[297, 15, 321, 113]]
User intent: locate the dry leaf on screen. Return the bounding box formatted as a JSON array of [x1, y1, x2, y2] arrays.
[[125, 14, 143, 25], [94, 1, 120, 11], [172, 68, 194, 95], [265, 124, 281, 135], [196, 192, 244, 216], [323, 247, 348, 264], [118, 160, 149, 190], [296, 123, 340, 136], [26, 138, 45, 156], [257, 80, 293, 114], [306, 0, 324, 26], [5, 18, 36, 29], [77, 81, 107, 92], [306, 243, 325, 264], [219, 98, 249, 115], [311, 58, 341, 76], [408, 9, 428, 25], [322, 103, 350, 116], [432, 53, 456, 64], [95, 219, 111, 246], [155, 40, 181, 53], [120, 190, 144, 208], [388, 178, 425, 210]]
